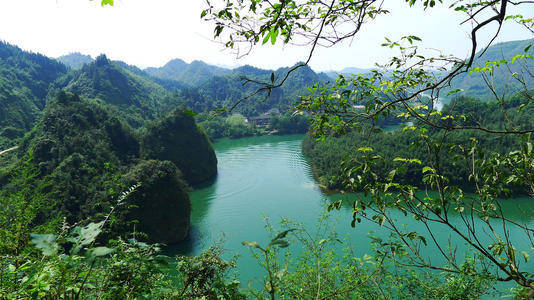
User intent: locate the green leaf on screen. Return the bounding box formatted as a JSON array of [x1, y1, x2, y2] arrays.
[[69, 222, 104, 254], [387, 169, 396, 180], [272, 228, 297, 241], [418, 236, 427, 246], [422, 166, 434, 174], [521, 251, 530, 262], [262, 31, 271, 45], [446, 88, 463, 96], [357, 147, 373, 152], [270, 28, 278, 45], [270, 239, 290, 248], [89, 246, 114, 257], [101, 0, 113, 6], [184, 109, 198, 117], [242, 240, 264, 251], [30, 234, 59, 257], [214, 25, 224, 37], [79, 222, 104, 245]]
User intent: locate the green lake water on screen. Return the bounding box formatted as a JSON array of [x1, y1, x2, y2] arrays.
[[167, 134, 534, 293]]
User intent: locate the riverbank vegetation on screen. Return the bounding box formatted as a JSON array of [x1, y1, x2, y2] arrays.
[[199, 111, 309, 140], [303, 93, 533, 191]]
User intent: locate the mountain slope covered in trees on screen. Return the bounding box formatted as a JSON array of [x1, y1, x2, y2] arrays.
[[184, 63, 331, 116], [322, 39, 534, 101], [48, 55, 182, 128], [3, 92, 217, 244], [141, 108, 217, 184], [447, 38, 534, 100], [0, 41, 67, 146], [303, 92, 533, 191]]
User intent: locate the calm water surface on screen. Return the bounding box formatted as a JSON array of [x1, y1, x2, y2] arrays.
[[167, 134, 534, 292]]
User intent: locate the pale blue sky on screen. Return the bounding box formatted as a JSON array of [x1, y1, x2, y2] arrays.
[[0, 0, 532, 71]]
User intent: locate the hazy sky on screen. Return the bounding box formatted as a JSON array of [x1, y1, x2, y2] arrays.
[[0, 0, 532, 71]]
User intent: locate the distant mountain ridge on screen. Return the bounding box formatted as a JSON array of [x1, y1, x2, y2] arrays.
[[56, 52, 94, 69], [3, 37, 532, 145], [145, 59, 232, 86], [324, 67, 373, 80]]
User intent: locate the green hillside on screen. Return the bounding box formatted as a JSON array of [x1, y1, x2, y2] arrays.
[[446, 39, 534, 100], [303, 92, 533, 191], [0, 41, 67, 147], [4, 92, 217, 244], [143, 59, 331, 117], [16, 92, 141, 223], [189, 63, 330, 116], [48, 55, 182, 128]]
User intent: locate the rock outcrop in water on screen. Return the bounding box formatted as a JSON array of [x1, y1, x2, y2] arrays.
[[141, 107, 218, 185], [122, 160, 191, 244]]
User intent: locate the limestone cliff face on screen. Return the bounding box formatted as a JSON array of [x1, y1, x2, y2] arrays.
[[141, 107, 218, 185], [123, 160, 191, 244]]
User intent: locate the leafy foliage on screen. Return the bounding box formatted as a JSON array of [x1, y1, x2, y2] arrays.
[[203, 0, 534, 294], [447, 39, 534, 100], [13, 92, 137, 223], [303, 93, 533, 191], [1, 187, 243, 299], [245, 214, 495, 299]]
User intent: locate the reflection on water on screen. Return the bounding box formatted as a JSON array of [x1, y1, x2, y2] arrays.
[[166, 134, 534, 292]]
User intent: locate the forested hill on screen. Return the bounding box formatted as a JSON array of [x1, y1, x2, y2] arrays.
[[0, 41, 332, 150], [184, 63, 332, 116], [0, 41, 67, 147], [5, 92, 216, 244], [56, 52, 94, 69], [302, 92, 533, 192], [447, 38, 534, 100], [140, 59, 332, 116], [322, 38, 534, 101], [48, 55, 182, 128], [2, 38, 531, 149]]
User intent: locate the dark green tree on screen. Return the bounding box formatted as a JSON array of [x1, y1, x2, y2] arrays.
[[141, 107, 218, 185]]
